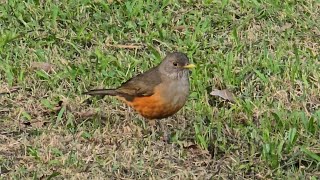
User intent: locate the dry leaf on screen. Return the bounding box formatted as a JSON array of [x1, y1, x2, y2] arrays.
[[76, 109, 97, 118], [210, 89, 235, 102], [30, 62, 55, 73], [174, 25, 186, 31]]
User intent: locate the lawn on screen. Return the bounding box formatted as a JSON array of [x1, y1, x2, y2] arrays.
[[0, 0, 319, 179]]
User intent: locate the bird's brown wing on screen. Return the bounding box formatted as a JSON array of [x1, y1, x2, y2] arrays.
[[115, 67, 162, 101]]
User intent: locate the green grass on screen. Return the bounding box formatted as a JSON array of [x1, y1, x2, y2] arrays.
[[1, 0, 319, 179]]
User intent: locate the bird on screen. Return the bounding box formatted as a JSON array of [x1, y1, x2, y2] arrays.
[[83, 52, 195, 119]]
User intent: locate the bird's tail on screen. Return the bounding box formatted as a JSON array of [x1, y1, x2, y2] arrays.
[[83, 89, 118, 96]]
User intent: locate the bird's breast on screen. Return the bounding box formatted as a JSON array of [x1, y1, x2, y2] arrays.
[[125, 78, 190, 119], [162, 78, 189, 106]]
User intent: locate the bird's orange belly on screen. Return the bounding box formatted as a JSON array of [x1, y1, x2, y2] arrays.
[[124, 94, 184, 119]]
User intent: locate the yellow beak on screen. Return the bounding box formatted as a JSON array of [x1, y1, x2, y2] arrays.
[[183, 64, 196, 69]]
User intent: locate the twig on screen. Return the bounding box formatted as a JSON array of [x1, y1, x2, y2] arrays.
[[105, 43, 144, 49], [0, 86, 21, 96]]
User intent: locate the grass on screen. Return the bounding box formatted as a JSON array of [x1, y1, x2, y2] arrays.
[[0, 0, 319, 179]]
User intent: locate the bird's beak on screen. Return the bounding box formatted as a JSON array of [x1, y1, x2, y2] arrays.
[[183, 64, 196, 69]]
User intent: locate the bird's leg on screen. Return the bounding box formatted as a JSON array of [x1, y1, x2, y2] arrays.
[[148, 119, 157, 126], [157, 120, 169, 142], [147, 119, 157, 139], [125, 105, 133, 121], [146, 120, 170, 142]]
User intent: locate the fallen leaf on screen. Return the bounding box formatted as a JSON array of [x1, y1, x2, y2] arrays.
[[210, 89, 235, 102], [76, 109, 97, 118], [30, 62, 55, 73], [174, 25, 186, 31]]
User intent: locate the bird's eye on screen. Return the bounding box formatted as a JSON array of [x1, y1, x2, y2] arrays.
[[173, 62, 178, 66]]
